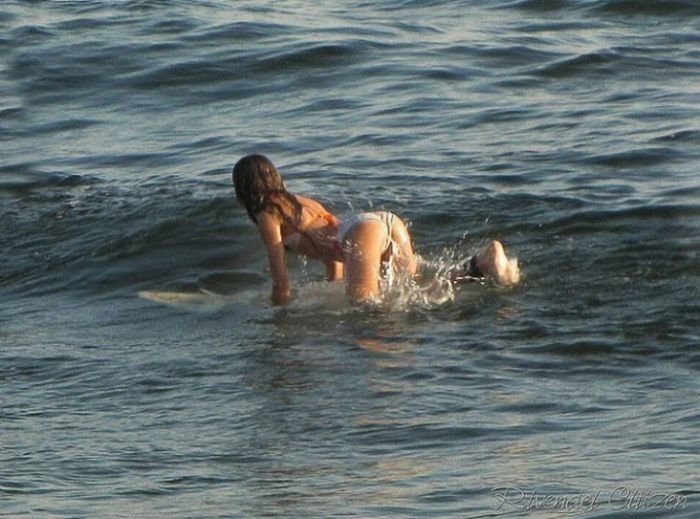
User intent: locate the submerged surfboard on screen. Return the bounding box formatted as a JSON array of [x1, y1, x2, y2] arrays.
[[137, 282, 349, 312], [138, 289, 233, 310]]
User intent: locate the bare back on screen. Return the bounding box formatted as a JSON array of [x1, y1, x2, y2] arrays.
[[280, 195, 340, 262]]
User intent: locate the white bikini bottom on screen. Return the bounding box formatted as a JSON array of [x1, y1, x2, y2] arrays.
[[337, 211, 400, 287], [336, 211, 396, 255]]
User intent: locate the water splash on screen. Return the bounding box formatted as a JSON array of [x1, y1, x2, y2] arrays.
[[290, 251, 483, 313]]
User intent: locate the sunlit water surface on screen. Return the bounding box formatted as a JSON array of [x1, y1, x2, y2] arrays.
[[2, 1, 699, 517]]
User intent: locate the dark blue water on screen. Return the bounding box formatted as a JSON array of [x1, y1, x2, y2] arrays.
[[2, 1, 699, 517]]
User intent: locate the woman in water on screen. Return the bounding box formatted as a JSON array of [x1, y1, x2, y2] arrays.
[[233, 154, 519, 305]]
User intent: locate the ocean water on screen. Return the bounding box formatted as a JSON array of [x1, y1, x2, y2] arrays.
[[1, 1, 699, 518]]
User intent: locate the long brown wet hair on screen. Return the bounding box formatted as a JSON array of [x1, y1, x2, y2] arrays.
[[232, 154, 302, 224]]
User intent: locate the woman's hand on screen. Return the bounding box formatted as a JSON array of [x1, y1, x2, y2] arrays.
[[272, 280, 291, 305]]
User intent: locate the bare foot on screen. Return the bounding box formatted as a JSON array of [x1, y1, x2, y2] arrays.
[[502, 257, 520, 285], [476, 240, 520, 285]]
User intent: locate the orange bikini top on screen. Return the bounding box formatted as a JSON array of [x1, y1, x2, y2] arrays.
[[268, 193, 339, 255]]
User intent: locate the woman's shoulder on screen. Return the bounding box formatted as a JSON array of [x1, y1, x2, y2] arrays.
[[295, 194, 333, 214], [295, 194, 339, 226]]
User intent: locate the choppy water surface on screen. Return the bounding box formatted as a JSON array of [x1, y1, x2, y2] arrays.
[[2, 1, 699, 517]]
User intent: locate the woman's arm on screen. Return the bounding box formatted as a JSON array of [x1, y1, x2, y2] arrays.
[[256, 212, 291, 305]]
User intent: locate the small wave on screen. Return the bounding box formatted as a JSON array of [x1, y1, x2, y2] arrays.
[[76, 150, 180, 169], [22, 118, 102, 138], [143, 16, 198, 36], [496, 0, 570, 12], [584, 147, 678, 168], [0, 177, 241, 296], [658, 185, 700, 203], [0, 165, 92, 192], [500, 0, 700, 16], [653, 129, 700, 145], [469, 43, 564, 69], [0, 106, 24, 121], [128, 57, 236, 89], [250, 41, 364, 75], [587, 0, 700, 16], [543, 203, 700, 233], [533, 51, 614, 79], [7, 24, 56, 45], [129, 39, 364, 92], [526, 340, 617, 357], [182, 20, 292, 43]]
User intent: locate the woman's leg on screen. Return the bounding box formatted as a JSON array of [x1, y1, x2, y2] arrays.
[[389, 215, 417, 277], [343, 219, 387, 303]]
